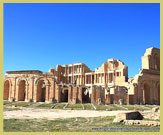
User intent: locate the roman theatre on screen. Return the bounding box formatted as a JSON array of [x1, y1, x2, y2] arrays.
[[3, 47, 160, 105]]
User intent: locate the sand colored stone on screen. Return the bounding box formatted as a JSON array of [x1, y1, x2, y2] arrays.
[[3, 47, 160, 105]]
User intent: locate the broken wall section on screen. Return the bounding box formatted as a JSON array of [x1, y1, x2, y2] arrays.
[[91, 85, 105, 104]]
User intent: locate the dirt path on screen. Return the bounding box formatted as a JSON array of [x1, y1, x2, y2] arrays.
[[4, 108, 133, 120]]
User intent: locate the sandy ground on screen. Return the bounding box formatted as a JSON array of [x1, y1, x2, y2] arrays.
[[4, 108, 134, 120]]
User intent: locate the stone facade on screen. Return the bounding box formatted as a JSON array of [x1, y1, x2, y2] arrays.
[[127, 47, 160, 105], [3, 47, 160, 105]]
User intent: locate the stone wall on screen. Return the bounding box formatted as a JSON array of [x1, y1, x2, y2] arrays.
[[91, 85, 105, 104], [3, 47, 160, 105]]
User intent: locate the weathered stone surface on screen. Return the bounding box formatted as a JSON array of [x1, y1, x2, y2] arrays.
[[127, 47, 160, 105], [141, 107, 160, 120], [113, 111, 143, 123], [3, 47, 160, 105]]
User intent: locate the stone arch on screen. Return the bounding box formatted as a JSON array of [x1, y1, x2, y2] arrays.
[[18, 80, 26, 101], [61, 87, 68, 102], [82, 87, 90, 103], [35, 78, 50, 102], [143, 82, 151, 104], [3, 79, 12, 100], [17, 77, 29, 86]]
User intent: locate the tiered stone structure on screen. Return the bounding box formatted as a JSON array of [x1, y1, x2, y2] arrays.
[[3, 47, 160, 105], [127, 47, 160, 105]]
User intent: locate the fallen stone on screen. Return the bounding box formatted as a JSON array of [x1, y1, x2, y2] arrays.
[[113, 111, 143, 123]]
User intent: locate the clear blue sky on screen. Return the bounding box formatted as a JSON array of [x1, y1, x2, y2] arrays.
[[4, 3, 160, 78]]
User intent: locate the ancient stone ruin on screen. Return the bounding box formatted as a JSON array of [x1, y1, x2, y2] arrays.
[[3, 47, 160, 105]]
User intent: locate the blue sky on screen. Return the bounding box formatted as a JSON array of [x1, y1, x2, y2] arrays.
[[4, 3, 160, 77]]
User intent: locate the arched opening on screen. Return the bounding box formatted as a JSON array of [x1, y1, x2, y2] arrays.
[[155, 54, 160, 71], [143, 83, 151, 104], [37, 80, 46, 102], [4, 80, 10, 100], [61, 89, 68, 102], [82, 88, 90, 103], [18, 80, 26, 101], [157, 84, 160, 104]]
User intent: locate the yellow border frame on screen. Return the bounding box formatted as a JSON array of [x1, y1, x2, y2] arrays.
[[0, 1, 161, 135]]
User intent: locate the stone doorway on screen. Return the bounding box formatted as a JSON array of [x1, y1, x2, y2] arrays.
[[143, 83, 151, 104], [61, 89, 68, 102], [37, 80, 46, 102], [18, 80, 26, 101], [4, 80, 10, 100], [82, 88, 90, 103]]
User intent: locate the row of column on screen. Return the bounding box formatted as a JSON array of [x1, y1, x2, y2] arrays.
[[64, 65, 83, 75], [55, 85, 82, 104]]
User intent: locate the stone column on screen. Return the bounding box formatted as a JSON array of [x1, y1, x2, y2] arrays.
[[15, 81, 19, 101], [25, 83, 29, 102], [68, 85, 72, 103], [105, 73, 106, 84], [55, 85, 61, 103], [33, 84, 38, 102], [99, 74, 100, 83], [142, 87, 145, 104], [65, 67, 66, 75], [78, 87, 82, 103], [30, 77, 35, 102], [72, 66, 74, 83], [13, 77, 17, 101], [67, 68, 69, 83], [101, 87, 105, 104], [45, 84, 50, 103], [79, 75, 80, 85], [91, 86, 95, 104], [72, 86, 77, 104], [49, 81, 55, 103], [71, 66, 73, 83], [96, 86, 100, 104], [8, 83, 12, 101]]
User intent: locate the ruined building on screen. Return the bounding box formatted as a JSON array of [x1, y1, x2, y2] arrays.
[[3, 47, 160, 105]]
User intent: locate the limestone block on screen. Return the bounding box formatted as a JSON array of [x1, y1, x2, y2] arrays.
[[113, 111, 143, 123]]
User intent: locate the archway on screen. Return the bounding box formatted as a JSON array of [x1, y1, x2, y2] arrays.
[[61, 89, 68, 102], [37, 80, 46, 102], [4, 80, 10, 100], [18, 80, 26, 101], [143, 83, 151, 104], [82, 88, 90, 103]]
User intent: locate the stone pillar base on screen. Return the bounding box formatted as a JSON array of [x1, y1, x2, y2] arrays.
[[25, 99, 30, 102], [49, 98, 55, 103], [33, 100, 37, 103], [45, 100, 50, 103], [9, 97, 15, 102]]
